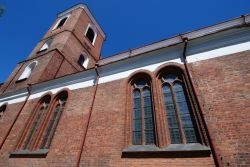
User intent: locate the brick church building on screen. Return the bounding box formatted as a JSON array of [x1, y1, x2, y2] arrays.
[[0, 4, 250, 167]]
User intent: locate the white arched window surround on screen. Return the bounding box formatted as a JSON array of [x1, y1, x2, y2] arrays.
[[17, 61, 38, 82], [78, 53, 89, 69], [40, 38, 53, 52], [84, 23, 97, 45], [52, 14, 70, 30]]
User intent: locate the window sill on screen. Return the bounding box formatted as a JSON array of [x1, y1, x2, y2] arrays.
[[15, 78, 27, 83], [9, 149, 48, 158], [122, 143, 211, 158]]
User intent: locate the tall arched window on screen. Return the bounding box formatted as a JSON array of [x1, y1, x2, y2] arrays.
[[161, 73, 199, 144], [132, 78, 155, 145], [0, 104, 7, 118], [22, 95, 51, 150], [40, 91, 68, 149], [17, 61, 38, 82]]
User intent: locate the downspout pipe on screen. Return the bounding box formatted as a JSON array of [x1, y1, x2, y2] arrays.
[[181, 37, 222, 167], [75, 63, 100, 167], [0, 84, 32, 150]]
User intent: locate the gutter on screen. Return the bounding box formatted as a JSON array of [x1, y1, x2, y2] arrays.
[[75, 63, 100, 167], [99, 14, 250, 66], [181, 38, 222, 167]]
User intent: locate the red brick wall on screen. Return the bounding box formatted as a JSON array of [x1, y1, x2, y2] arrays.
[[189, 50, 250, 166], [0, 86, 96, 167], [1, 50, 249, 167]]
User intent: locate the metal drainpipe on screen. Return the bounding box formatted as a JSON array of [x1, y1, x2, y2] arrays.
[[181, 38, 222, 167], [0, 84, 32, 150], [75, 63, 100, 167]]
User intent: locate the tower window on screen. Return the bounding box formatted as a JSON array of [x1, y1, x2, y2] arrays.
[[78, 53, 89, 69], [0, 104, 7, 118], [40, 38, 53, 52], [85, 25, 97, 45], [52, 15, 70, 30], [17, 61, 38, 82]]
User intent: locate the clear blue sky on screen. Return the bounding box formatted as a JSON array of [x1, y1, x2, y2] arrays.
[[0, 0, 249, 83]]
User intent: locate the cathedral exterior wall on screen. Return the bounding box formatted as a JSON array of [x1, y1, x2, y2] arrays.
[[189, 50, 250, 166]]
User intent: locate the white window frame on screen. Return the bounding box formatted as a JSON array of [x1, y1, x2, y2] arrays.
[[40, 38, 53, 51], [52, 14, 70, 30], [78, 53, 89, 69], [17, 61, 38, 81], [84, 23, 97, 45]]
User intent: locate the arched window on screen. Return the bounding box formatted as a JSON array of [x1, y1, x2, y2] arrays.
[[22, 95, 51, 150], [40, 91, 68, 149], [85, 25, 97, 45], [161, 73, 199, 144], [40, 38, 53, 52], [0, 104, 7, 118], [52, 15, 69, 30], [132, 78, 155, 145], [17, 61, 38, 82]]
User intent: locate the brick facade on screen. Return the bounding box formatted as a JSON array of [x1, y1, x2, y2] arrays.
[[0, 3, 250, 167]]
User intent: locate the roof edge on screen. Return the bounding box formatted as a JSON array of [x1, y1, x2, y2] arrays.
[[99, 14, 250, 65]]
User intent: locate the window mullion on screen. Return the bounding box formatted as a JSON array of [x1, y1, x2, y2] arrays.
[[140, 88, 145, 145]]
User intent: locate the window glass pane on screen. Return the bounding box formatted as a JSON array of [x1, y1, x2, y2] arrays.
[[174, 82, 198, 143], [133, 90, 142, 145], [162, 84, 182, 144], [133, 132, 142, 145], [143, 88, 155, 145]]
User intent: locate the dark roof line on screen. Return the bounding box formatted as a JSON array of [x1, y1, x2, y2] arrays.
[[99, 14, 250, 66]]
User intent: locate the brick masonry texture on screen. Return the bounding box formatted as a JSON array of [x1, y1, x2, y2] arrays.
[[0, 51, 249, 166], [190, 50, 250, 167], [0, 5, 250, 167]]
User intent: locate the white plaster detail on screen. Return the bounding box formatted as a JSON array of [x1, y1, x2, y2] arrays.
[[52, 14, 70, 30], [187, 41, 250, 63], [40, 38, 53, 51], [0, 96, 27, 106], [28, 79, 95, 100], [1, 38, 250, 105], [99, 58, 182, 84]]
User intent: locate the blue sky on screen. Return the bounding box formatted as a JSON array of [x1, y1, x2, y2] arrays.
[[0, 0, 249, 83]]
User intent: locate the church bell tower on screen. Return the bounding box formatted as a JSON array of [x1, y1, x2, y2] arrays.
[[0, 4, 106, 94]]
